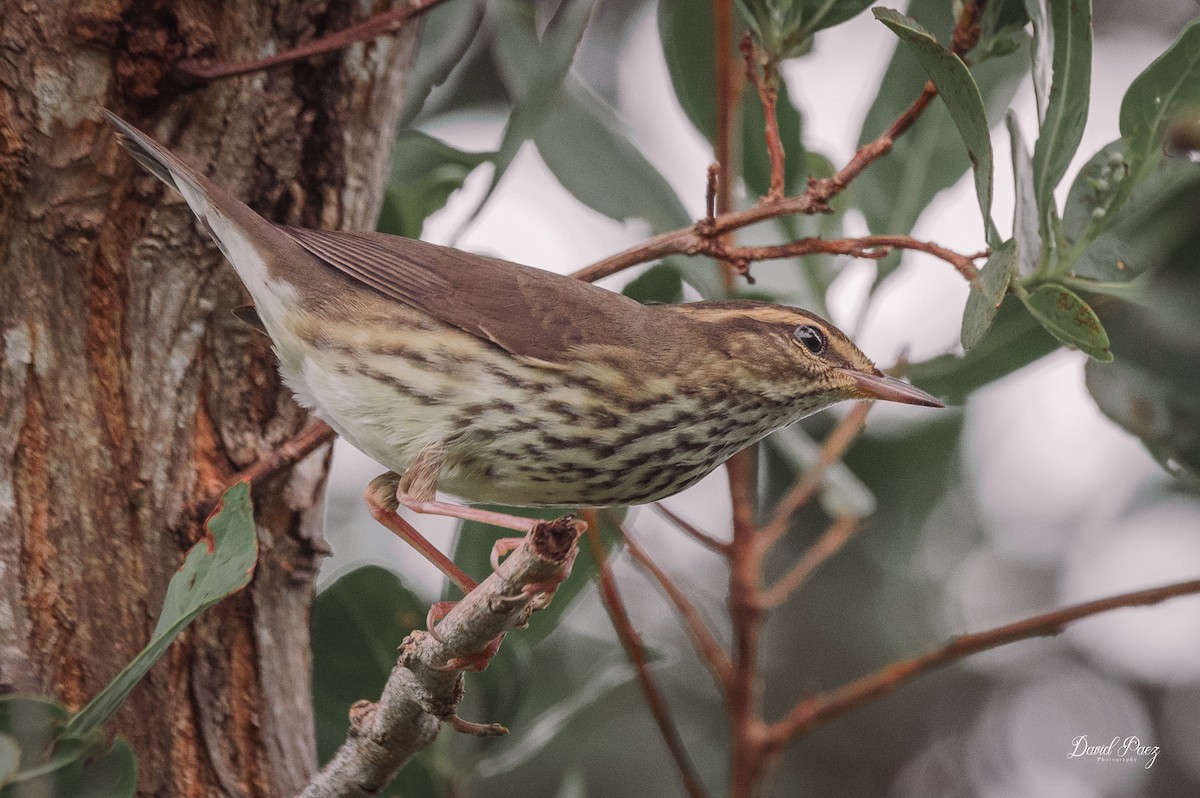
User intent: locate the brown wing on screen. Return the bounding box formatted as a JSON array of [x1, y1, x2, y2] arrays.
[[282, 227, 657, 364]]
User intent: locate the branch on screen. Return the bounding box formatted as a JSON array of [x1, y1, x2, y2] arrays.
[[584, 515, 711, 798], [767, 577, 1200, 750], [201, 419, 336, 515], [712, 0, 739, 291], [758, 402, 872, 552], [653, 503, 730, 556], [570, 0, 988, 288], [758, 516, 859, 608], [298, 518, 582, 798], [741, 33, 785, 201], [700, 235, 982, 281], [614, 519, 733, 691], [176, 0, 451, 81]]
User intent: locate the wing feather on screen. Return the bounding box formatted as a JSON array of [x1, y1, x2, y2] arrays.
[[282, 227, 657, 364]]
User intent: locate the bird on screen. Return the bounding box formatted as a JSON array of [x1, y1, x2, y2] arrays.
[[102, 110, 942, 590]]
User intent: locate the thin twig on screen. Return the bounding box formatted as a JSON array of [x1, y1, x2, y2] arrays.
[[703, 163, 720, 229], [758, 516, 860, 608], [766, 577, 1200, 750], [570, 1, 988, 288], [584, 514, 710, 798], [201, 419, 336, 514], [653, 503, 730, 556], [177, 0, 450, 81], [613, 518, 733, 691], [713, 0, 739, 292], [702, 235, 982, 280], [740, 33, 785, 201], [758, 402, 872, 552]]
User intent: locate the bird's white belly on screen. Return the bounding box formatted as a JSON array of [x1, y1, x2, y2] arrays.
[[284, 346, 447, 476]]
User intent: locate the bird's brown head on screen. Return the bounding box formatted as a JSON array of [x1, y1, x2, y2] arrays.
[[666, 300, 943, 418]]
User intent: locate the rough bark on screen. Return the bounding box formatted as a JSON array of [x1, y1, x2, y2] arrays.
[[0, 1, 416, 794]]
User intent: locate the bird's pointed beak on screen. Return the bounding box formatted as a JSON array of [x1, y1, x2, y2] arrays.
[[840, 369, 945, 408]]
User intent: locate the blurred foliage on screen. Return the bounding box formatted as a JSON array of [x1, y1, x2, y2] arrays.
[[306, 0, 1200, 795], [0, 698, 136, 798]]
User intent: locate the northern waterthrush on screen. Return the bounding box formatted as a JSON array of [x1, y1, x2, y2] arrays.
[[104, 112, 941, 579]]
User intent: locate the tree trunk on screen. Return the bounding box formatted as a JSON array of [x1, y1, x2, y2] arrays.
[[0, 2, 415, 794]]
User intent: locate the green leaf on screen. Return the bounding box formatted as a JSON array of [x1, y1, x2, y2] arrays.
[[1120, 18, 1200, 181], [398, 0, 487, 126], [493, 3, 686, 228], [311, 567, 441, 796], [961, 239, 1015, 351], [1082, 237, 1200, 485], [474, 657, 636, 778], [740, 0, 873, 57], [976, 0, 1030, 62], [1027, 0, 1092, 232], [874, 7, 997, 243], [1007, 113, 1041, 275], [493, 14, 707, 300], [68, 482, 258, 736], [0, 697, 71, 773], [496, 24, 724, 298], [1060, 139, 1126, 248], [378, 131, 491, 239], [1086, 357, 1200, 487], [0, 696, 135, 797], [909, 297, 1059, 403], [460, 0, 597, 233], [658, 0, 716, 141], [1024, 0, 1051, 121], [1020, 283, 1112, 361], [1068, 155, 1200, 282], [622, 264, 684, 304], [796, 0, 875, 35], [855, 0, 1025, 281]]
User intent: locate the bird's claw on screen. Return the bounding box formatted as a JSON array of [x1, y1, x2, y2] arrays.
[[427, 600, 506, 671]]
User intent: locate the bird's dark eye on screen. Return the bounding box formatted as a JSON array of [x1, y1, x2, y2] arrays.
[[793, 325, 827, 355]]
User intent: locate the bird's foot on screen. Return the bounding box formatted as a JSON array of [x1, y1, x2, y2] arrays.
[[489, 515, 585, 609], [426, 601, 506, 672]]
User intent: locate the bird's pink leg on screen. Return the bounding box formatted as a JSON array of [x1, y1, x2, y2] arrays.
[[365, 473, 478, 594]]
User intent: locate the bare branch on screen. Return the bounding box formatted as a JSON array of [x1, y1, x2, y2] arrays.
[[177, 0, 451, 81], [298, 518, 582, 798], [758, 402, 872, 552], [585, 514, 711, 798], [705, 235, 982, 281], [653, 503, 730, 556], [614, 518, 733, 690], [741, 33, 785, 201], [570, 1, 990, 288], [200, 420, 336, 515], [767, 577, 1200, 750], [759, 516, 860, 608]]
